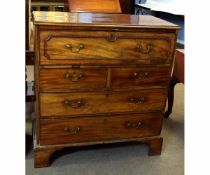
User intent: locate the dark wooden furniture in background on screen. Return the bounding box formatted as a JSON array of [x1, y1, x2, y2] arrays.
[[31, 0, 69, 11], [68, 0, 121, 13], [26, 0, 35, 155], [68, 0, 134, 14], [164, 49, 184, 118], [119, 0, 134, 14], [26, 0, 29, 50], [26, 0, 74, 101], [26, 0, 35, 102], [33, 11, 179, 167], [31, 0, 133, 14]]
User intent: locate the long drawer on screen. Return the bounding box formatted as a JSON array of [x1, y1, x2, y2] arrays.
[[39, 68, 107, 92], [39, 31, 175, 65], [39, 113, 163, 145], [39, 89, 167, 117]]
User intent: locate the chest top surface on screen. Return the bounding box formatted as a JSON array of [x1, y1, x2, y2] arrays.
[[33, 11, 179, 29]]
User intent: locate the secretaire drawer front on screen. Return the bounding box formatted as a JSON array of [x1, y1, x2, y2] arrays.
[[40, 31, 175, 65], [40, 89, 166, 116], [111, 67, 171, 88], [40, 113, 163, 145], [39, 68, 107, 92]]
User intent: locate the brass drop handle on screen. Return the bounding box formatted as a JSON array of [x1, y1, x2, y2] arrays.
[[144, 72, 149, 77], [65, 43, 85, 53], [64, 99, 84, 108], [126, 122, 132, 128], [64, 99, 70, 106], [107, 33, 118, 42], [75, 127, 81, 133], [71, 100, 83, 108], [63, 127, 81, 134], [77, 73, 83, 79], [136, 43, 152, 54], [64, 127, 70, 132], [128, 97, 145, 104], [65, 72, 84, 82], [65, 73, 72, 79], [136, 121, 142, 128], [133, 72, 149, 78], [126, 121, 142, 128]]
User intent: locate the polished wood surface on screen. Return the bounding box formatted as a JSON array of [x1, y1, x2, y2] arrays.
[[119, 0, 133, 14], [40, 30, 175, 65], [40, 89, 166, 116], [33, 11, 178, 29], [164, 49, 184, 118], [33, 12, 178, 168], [32, 0, 132, 14], [111, 67, 171, 88], [34, 147, 64, 168], [40, 113, 162, 145], [68, 0, 121, 13], [142, 137, 163, 155], [39, 66, 170, 92], [40, 68, 107, 91], [172, 49, 184, 83], [32, 0, 67, 2]]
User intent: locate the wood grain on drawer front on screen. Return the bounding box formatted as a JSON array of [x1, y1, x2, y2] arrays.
[[40, 113, 163, 145], [39, 31, 175, 65], [111, 67, 171, 88], [40, 89, 166, 117], [40, 68, 107, 92]]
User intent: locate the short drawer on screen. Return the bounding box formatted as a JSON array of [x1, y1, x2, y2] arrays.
[[39, 113, 163, 145], [39, 68, 107, 92], [111, 67, 171, 88], [39, 31, 175, 65], [40, 89, 167, 117]]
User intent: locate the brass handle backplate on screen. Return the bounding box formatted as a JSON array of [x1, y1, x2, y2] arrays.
[[65, 43, 85, 53], [65, 72, 84, 82], [133, 72, 149, 79], [107, 33, 118, 42], [128, 97, 145, 104], [64, 99, 84, 108], [126, 121, 142, 129], [63, 127, 81, 134], [136, 43, 152, 54]]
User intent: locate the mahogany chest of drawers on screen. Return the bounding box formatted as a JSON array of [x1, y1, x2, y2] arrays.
[[33, 11, 179, 168]]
